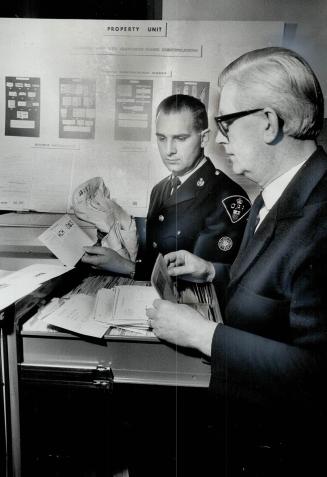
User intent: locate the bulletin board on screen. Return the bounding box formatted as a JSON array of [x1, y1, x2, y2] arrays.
[[0, 19, 284, 216]]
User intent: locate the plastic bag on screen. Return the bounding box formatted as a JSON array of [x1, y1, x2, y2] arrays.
[[72, 177, 138, 262]]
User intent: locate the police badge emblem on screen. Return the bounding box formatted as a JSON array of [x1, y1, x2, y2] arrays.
[[222, 195, 251, 223], [197, 178, 205, 187], [218, 236, 233, 251]]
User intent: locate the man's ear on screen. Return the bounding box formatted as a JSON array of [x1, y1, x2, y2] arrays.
[[263, 108, 281, 144], [200, 128, 210, 147]]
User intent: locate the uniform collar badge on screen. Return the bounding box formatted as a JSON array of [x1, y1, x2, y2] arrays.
[[197, 178, 205, 187]]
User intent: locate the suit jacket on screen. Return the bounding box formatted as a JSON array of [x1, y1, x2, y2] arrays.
[[138, 158, 250, 278], [210, 146, 327, 429]]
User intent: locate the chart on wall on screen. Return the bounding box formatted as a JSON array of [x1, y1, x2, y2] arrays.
[[114, 79, 153, 141], [59, 78, 96, 140], [172, 81, 210, 110], [5, 76, 40, 137], [0, 19, 284, 214]]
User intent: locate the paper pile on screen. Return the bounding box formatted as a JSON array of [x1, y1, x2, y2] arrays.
[[22, 254, 219, 339], [94, 285, 159, 333], [32, 284, 158, 338]]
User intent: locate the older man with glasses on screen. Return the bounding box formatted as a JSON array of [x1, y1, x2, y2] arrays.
[[147, 47, 327, 476], [215, 108, 264, 138]]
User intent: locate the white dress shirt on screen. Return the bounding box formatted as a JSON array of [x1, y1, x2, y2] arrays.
[[255, 159, 307, 231], [169, 157, 207, 193], [177, 156, 207, 185]]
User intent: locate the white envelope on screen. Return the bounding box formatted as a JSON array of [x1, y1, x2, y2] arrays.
[[38, 214, 94, 267]]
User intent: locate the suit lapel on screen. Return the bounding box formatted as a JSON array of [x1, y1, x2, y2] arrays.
[[229, 207, 277, 283], [229, 146, 327, 285], [277, 146, 327, 219]]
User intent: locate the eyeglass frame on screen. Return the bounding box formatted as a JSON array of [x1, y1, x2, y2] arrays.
[[214, 108, 264, 139]]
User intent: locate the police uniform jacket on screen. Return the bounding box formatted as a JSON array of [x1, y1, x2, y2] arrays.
[[210, 146, 327, 432], [139, 158, 250, 278]]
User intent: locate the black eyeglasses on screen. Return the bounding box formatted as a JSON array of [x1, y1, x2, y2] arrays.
[[214, 108, 263, 139]]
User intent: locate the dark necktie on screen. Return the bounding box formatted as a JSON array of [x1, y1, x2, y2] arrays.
[[238, 192, 264, 252], [170, 176, 181, 196], [163, 176, 181, 204], [229, 192, 264, 281]]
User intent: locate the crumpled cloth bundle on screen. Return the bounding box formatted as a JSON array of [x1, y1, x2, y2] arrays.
[[72, 177, 138, 262]]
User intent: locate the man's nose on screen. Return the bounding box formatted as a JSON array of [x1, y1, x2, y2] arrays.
[[215, 128, 228, 145], [166, 138, 177, 155]]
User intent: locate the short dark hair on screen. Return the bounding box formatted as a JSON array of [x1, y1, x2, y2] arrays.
[[218, 47, 324, 139], [156, 94, 208, 131]]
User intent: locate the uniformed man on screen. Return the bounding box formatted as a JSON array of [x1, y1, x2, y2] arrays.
[[83, 94, 250, 278]]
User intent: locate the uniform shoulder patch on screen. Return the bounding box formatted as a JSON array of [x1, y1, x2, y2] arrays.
[[222, 195, 251, 223]]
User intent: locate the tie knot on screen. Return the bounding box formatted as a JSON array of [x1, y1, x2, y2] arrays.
[[252, 193, 265, 231], [253, 192, 264, 213], [171, 176, 181, 188]]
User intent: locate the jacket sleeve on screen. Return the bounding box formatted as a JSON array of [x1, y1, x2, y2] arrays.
[[193, 192, 250, 264], [133, 186, 158, 280], [209, 241, 327, 417]]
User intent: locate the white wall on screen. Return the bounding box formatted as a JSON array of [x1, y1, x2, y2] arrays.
[[163, 0, 327, 22], [0, 19, 282, 214], [163, 0, 327, 102]]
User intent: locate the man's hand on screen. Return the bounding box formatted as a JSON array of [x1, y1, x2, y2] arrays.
[[146, 299, 217, 356], [164, 250, 215, 282], [82, 246, 135, 276]]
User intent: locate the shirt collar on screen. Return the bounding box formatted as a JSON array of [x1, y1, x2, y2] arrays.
[[262, 159, 307, 211], [171, 157, 207, 185]]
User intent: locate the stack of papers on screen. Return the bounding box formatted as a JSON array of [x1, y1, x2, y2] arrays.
[[22, 254, 218, 339], [94, 285, 159, 333], [34, 284, 158, 338], [44, 285, 159, 338], [46, 294, 109, 338], [41, 252, 172, 337]]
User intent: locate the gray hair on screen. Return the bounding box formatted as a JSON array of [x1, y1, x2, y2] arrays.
[[218, 47, 324, 139]]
